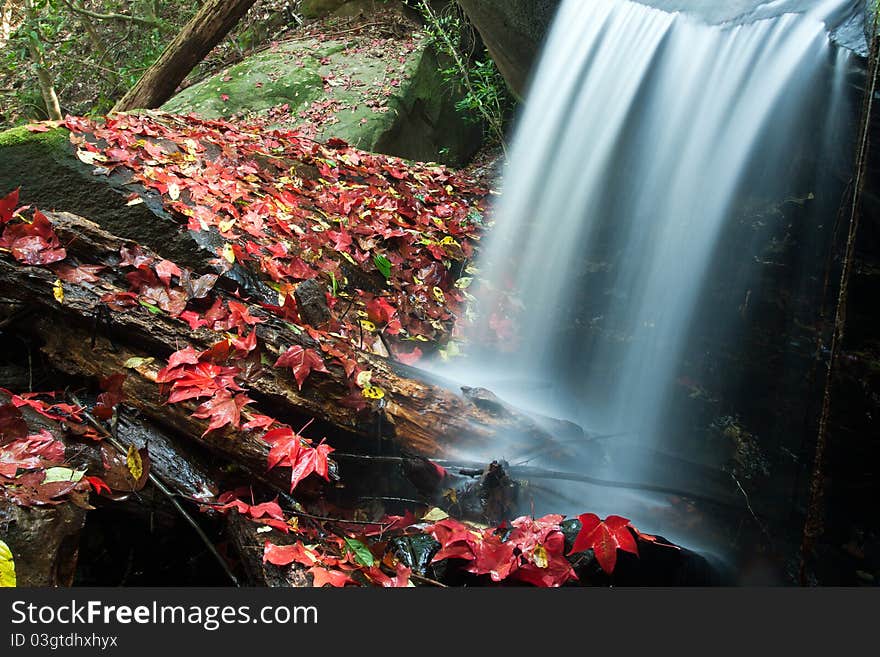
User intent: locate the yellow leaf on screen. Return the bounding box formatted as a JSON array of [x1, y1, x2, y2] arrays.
[[167, 182, 180, 200], [455, 277, 473, 289], [362, 385, 385, 400], [439, 236, 457, 246], [533, 544, 549, 569], [432, 287, 445, 303], [126, 445, 143, 482], [221, 243, 235, 263], [341, 251, 356, 266], [421, 507, 449, 522], [52, 279, 64, 304], [356, 370, 372, 388], [442, 488, 458, 504], [0, 540, 15, 587], [359, 319, 376, 332], [218, 218, 236, 233]]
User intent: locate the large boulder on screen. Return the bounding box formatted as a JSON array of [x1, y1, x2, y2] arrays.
[[163, 16, 483, 167]]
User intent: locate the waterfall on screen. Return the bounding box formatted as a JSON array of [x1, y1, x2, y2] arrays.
[[429, 0, 858, 548]]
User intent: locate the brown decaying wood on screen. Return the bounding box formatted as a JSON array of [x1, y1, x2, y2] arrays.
[[112, 0, 257, 112], [0, 211, 564, 464]]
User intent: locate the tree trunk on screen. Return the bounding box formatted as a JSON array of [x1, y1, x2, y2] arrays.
[[113, 0, 257, 112], [23, 0, 62, 121]]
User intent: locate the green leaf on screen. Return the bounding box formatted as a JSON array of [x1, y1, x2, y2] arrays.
[[344, 537, 376, 568], [138, 300, 163, 314], [373, 254, 392, 280], [123, 356, 154, 369], [42, 467, 84, 484], [0, 540, 15, 588]]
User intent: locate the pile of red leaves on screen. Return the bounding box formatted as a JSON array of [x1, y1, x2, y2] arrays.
[[62, 111, 487, 366]]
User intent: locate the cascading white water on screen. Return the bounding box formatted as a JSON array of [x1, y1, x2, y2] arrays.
[[429, 0, 858, 542]]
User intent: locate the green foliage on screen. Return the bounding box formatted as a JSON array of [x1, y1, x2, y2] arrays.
[[0, 1, 298, 129], [418, 1, 512, 153]]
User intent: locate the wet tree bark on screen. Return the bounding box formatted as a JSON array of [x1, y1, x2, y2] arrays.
[[112, 0, 257, 111], [0, 212, 568, 466]]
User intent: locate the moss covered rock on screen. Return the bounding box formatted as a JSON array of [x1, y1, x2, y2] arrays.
[[163, 28, 482, 166], [0, 126, 203, 266]]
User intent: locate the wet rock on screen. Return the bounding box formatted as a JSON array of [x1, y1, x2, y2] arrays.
[[294, 278, 332, 327]]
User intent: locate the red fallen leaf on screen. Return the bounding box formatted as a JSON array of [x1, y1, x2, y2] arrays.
[[191, 391, 253, 435], [0, 403, 28, 442], [308, 566, 355, 587], [362, 510, 418, 536], [512, 531, 578, 587], [221, 94, 230, 102], [0, 188, 20, 223], [261, 426, 303, 471], [465, 532, 518, 582], [366, 563, 412, 587], [179, 310, 209, 331], [396, 346, 422, 365], [249, 499, 284, 521], [242, 413, 275, 431], [365, 296, 396, 325], [568, 513, 638, 574], [10, 235, 67, 265], [288, 440, 333, 491], [101, 291, 139, 311], [166, 346, 201, 369], [326, 229, 352, 252], [51, 263, 105, 283], [230, 329, 257, 355], [179, 270, 218, 300], [118, 244, 153, 268], [199, 337, 231, 363], [94, 373, 126, 419], [263, 541, 319, 567], [274, 345, 329, 389], [227, 300, 264, 332], [428, 518, 478, 563], [85, 475, 112, 495], [0, 429, 65, 477], [25, 123, 52, 133], [154, 259, 182, 286]]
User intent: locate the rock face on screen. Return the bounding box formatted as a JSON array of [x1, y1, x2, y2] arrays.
[[163, 16, 483, 166], [458, 0, 869, 96], [456, 0, 560, 98]]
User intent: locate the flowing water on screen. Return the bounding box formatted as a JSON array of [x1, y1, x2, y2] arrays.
[[429, 0, 860, 553]]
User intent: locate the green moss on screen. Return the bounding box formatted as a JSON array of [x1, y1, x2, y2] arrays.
[[0, 125, 69, 150], [163, 45, 325, 119], [162, 33, 482, 166]]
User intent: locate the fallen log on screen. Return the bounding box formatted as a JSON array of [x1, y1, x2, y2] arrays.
[[0, 211, 572, 464]]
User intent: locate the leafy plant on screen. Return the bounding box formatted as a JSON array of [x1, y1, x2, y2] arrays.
[[418, 1, 512, 155]]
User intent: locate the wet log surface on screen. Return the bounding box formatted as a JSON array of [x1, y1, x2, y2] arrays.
[[0, 211, 570, 463]]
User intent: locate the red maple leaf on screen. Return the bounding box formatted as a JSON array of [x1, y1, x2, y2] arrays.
[[263, 541, 319, 567], [154, 259, 182, 286], [308, 566, 354, 587], [85, 475, 112, 495], [274, 345, 328, 389], [568, 513, 638, 574], [395, 346, 422, 365], [0, 188, 19, 223], [227, 300, 263, 332], [51, 263, 105, 283], [191, 390, 252, 435], [365, 296, 396, 324]]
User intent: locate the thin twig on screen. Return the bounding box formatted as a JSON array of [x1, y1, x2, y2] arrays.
[[70, 396, 240, 587]]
